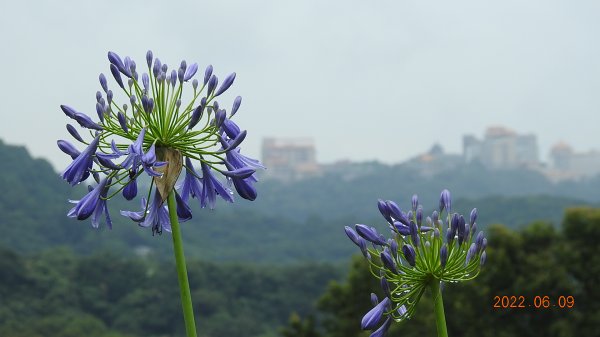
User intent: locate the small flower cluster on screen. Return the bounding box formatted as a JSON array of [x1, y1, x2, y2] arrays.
[[345, 190, 487, 336], [58, 50, 263, 234]]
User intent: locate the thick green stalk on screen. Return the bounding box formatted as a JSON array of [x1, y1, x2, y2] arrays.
[[431, 280, 449, 337], [167, 190, 198, 337]]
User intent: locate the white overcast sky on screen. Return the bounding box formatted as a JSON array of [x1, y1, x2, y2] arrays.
[[1, 0, 599, 171]]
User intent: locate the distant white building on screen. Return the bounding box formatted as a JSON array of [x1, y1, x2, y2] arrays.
[[463, 126, 540, 170], [546, 142, 600, 181], [261, 138, 321, 181], [404, 144, 462, 177]]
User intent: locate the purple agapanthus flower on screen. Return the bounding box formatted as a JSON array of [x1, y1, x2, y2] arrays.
[[58, 50, 264, 232]]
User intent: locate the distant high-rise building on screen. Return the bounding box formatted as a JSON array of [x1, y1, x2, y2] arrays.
[[261, 138, 321, 181], [463, 126, 539, 169], [548, 142, 600, 180]]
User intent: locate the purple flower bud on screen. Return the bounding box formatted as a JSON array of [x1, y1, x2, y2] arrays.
[[146, 50, 153, 68], [457, 215, 466, 246], [214, 109, 226, 128], [66, 124, 84, 143], [381, 248, 398, 274], [407, 210, 413, 221], [214, 72, 236, 97], [188, 99, 206, 129], [480, 251, 487, 266], [153, 58, 162, 78], [231, 96, 242, 117], [110, 64, 125, 89], [108, 51, 131, 77], [481, 238, 487, 252], [409, 221, 419, 247], [451, 213, 459, 233], [386, 200, 409, 226], [204, 64, 213, 85], [161, 63, 168, 73], [142, 73, 150, 92], [130, 95, 136, 106], [207, 74, 218, 96], [345, 226, 362, 247], [361, 297, 390, 330], [466, 243, 477, 264], [170, 70, 177, 87], [416, 207, 423, 227], [192, 79, 199, 90], [411, 194, 418, 211], [371, 317, 392, 337], [99, 73, 108, 93], [355, 224, 387, 246], [432, 210, 439, 223], [127, 79, 134, 89], [96, 152, 120, 170], [179, 60, 187, 73], [377, 199, 393, 224], [393, 222, 410, 236], [402, 244, 416, 267], [122, 104, 128, 112], [446, 228, 455, 244], [475, 231, 485, 252], [434, 228, 440, 239], [370, 293, 379, 306], [107, 90, 113, 105], [389, 239, 398, 259], [440, 245, 448, 267], [222, 118, 241, 139], [117, 112, 128, 133], [440, 189, 451, 213], [184, 63, 198, 81], [61, 105, 77, 118], [148, 98, 154, 114], [470, 208, 478, 225], [123, 170, 138, 200], [380, 277, 391, 298], [57, 140, 80, 159], [95, 91, 102, 103], [178, 68, 184, 83]]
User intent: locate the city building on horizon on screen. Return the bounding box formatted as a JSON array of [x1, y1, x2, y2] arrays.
[[545, 142, 600, 181], [463, 126, 540, 170], [261, 138, 321, 181]]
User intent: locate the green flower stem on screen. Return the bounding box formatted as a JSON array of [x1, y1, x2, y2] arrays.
[[431, 279, 448, 337], [167, 190, 198, 337]]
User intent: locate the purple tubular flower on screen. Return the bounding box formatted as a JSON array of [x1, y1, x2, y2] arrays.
[[451, 213, 459, 233], [181, 157, 204, 204], [416, 207, 423, 226], [411, 194, 418, 211], [207, 74, 218, 95], [480, 251, 487, 266], [402, 244, 416, 267], [121, 190, 170, 235], [220, 165, 255, 179], [214, 109, 226, 128], [381, 248, 398, 274], [67, 177, 109, 221], [146, 50, 153, 68], [61, 136, 99, 185], [110, 64, 125, 90], [476, 232, 485, 252], [95, 103, 105, 122], [361, 297, 390, 330], [175, 192, 192, 221], [470, 208, 478, 225], [95, 152, 121, 170], [446, 228, 455, 244], [99, 73, 108, 93], [178, 68, 184, 83], [222, 118, 241, 138], [231, 96, 242, 117], [227, 168, 257, 201], [409, 221, 419, 247], [370, 317, 392, 337], [153, 58, 162, 78], [117, 112, 128, 133], [170, 69, 177, 87], [200, 161, 234, 209], [345, 226, 362, 247], [204, 64, 213, 85], [66, 124, 84, 143], [355, 224, 387, 246], [223, 130, 247, 151], [61, 105, 102, 130], [57, 140, 80, 159], [142, 73, 150, 92], [123, 169, 138, 200], [389, 239, 398, 259], [440, 189, 451, 213], [466, 243, 477, 264], [184, 63, 198, 81], [214, 72, 236, 96], [440, 245, 448, 267]]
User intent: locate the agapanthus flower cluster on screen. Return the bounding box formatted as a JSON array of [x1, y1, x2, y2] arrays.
[[58, 50, 263, 234], [344, 190, 487, 336]]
